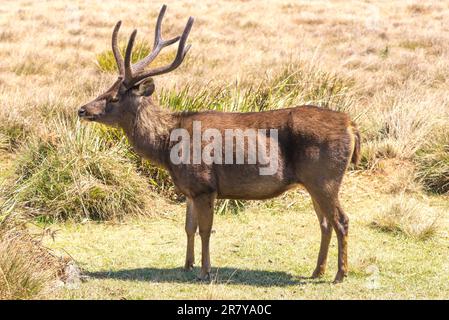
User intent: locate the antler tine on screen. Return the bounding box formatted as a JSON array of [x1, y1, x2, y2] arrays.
[[132, 4, 181, 73], [127, 16, 194, 87], [154, 4, 168, 48], [124, 29, 138, 85], [112, 21, 125, 76]]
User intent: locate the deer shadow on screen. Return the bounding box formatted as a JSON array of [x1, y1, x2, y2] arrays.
[[86, 267, 326, 287]]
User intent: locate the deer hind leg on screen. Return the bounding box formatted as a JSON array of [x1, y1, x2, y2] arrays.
[[311, 198, 332, 278], [307, 185, 349, 283], [184, 198, 197, 271], [191, 193, 215, 281], [334, 202, 349, 283]]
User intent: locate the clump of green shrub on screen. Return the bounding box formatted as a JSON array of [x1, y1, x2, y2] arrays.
[[415, 131, 449, 194], [5, 118, 150, 221]]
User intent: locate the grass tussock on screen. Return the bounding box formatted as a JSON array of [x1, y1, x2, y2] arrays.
[[215, 199, 246, 215], [377, 97, 446, 159], [360, 93, 448, 170], [415, 131, 449, 194], [4, 119, 150, 221], [382, 162, 421, 194], [371, 194, 440, 240], [360, 140, 400, 169], [0, 218, 64, 299], [94, 126, 179, 199]]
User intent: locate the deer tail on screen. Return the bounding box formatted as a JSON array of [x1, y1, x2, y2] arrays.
[[350, 122, 361, 166]]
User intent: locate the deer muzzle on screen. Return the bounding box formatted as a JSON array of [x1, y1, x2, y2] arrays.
[[78, 100, 106, 121]]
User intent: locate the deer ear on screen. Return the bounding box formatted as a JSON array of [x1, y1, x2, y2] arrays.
[[136, 78, 155, 97]]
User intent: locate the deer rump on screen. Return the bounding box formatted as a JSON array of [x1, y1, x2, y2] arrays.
[[167, 105, 360, 200]]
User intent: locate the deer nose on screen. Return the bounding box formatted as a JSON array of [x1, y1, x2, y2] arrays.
[[78, 107, 86, 117]]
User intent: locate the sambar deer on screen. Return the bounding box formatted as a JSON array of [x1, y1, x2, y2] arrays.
[[78, 5, 360, 283]]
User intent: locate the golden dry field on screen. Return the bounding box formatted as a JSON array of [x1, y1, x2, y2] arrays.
[[0, 0, 448, 299]]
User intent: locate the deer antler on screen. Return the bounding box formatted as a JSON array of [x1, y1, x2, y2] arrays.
[[112, 21, 125, 77], [131, 5, 181, 73], [111, 4, 194, 89]]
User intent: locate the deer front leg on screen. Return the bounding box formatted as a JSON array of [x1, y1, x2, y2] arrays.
[[184, 198, 197, 271], [191, 193, 215, 281]]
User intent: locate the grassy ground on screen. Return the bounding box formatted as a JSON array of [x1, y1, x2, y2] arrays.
[[46, 174, 449, 300]]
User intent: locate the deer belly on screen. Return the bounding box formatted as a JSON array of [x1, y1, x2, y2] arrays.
[[215, 167, 296, 200]]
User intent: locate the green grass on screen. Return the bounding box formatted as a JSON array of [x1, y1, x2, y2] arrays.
[[45, 184, 449, 299], [3, 118, 150, 221], [359, 139, 399, 170], [379, 45, 389, 58], [160, 61, 356, 113]]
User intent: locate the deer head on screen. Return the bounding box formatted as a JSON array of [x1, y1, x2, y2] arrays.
[[78, 5, 194, 126]]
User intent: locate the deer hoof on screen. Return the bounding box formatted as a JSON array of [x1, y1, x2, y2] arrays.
[[333, 272, 347, 284], [197, 271, 211, 282], [311, 268, 326, 279], [184, 263, 194, 272]]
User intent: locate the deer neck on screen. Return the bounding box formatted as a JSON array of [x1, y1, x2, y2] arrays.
[[121, 97, 176, 169]]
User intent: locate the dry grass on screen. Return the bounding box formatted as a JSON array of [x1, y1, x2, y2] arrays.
[[371, 194, 441, 240], [0, 217, 66, 299], [415, 131, 449, 194], [0, 133, 8, 151], [370, 159, 422, 195]]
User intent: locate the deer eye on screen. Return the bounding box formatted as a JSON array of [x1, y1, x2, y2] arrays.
[[110, 96, 119, 103]]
